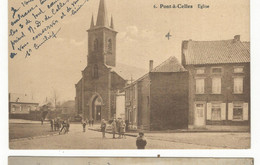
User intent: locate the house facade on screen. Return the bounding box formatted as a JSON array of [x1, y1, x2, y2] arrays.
[[9, 93, 39, 120], [75, 0, 126, 122], [181, 35, 250, 129], [125, 57, 189, 130]]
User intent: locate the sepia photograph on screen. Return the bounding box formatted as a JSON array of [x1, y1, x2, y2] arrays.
[[8, 0, 250, 149], [8, 157, 254, 165]]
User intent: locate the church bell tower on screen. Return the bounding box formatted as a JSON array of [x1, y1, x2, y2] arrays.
[[87, 0, 117, 67]]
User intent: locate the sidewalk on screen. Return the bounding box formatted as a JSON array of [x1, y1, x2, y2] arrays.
[[88, 124, 249, 136]]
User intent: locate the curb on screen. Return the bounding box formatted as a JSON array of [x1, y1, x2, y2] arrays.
[[88, 128, 137, 137]]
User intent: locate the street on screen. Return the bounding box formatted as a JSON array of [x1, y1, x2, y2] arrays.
[[9, 123, 250, 149]]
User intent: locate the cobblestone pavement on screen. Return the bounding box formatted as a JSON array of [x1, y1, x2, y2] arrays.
[[9, 124, 250, 149]]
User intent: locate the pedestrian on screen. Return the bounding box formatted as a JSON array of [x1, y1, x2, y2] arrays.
[[136, 132, 147, 149], [88, 118, 91, 127], [100, 119, 106, 138], [120, 120, 126, 139], [82, 120, 87, 132], [50, 119, 54, 131], [59, 120, 67, 135], [91, 119, 94, 127], [117, 118, 121, 138], [41, 118, 44, 125], [66, 119, 70, 133], [111, 119, 117, 139]]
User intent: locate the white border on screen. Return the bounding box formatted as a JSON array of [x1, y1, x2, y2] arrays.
[[1, 0, 260, 164]]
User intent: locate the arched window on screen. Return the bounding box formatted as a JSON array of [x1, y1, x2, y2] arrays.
[[108, 39, 112, 53], [93, 64, 98, 79], [94, 39, 98, 51]]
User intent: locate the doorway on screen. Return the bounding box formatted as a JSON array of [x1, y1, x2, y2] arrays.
[[92, 96, 102, 122], [194, 103, 206, 128]]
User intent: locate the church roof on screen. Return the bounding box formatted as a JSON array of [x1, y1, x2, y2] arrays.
[[106, 63, 148, 82], [182, 36, 250, 65]]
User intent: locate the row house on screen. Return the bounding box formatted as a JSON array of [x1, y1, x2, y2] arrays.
[[125, 57, 189, 130], [181, 35, 250, 129]]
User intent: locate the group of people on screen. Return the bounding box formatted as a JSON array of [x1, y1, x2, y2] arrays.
[[99, 118, 127, 139], [50, 118, 70, 134], [110, 118, 126, 139], [82, 118, 147, 149]]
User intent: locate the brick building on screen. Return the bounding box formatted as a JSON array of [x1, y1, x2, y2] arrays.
[[181, 35, 250, 129], [75, 0, 127, 122], [125, 57, 189, 130]]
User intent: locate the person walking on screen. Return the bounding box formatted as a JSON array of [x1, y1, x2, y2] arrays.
[[82, 120, 87, 132], [136, 132, 147, 149], [120, 120, 126, 139], [88, 118, 91, 127], [91, 119, 94, 127], [111, 119, 117, 139], [50, 119, 54, 131], [116, 118, 121, 138], [100, 119, 106, 138], [59, 120, 67, 135]]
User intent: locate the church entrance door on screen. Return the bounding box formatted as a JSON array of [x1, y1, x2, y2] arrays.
[[96, 105, 101, 121], [92, 96, 102, 122]]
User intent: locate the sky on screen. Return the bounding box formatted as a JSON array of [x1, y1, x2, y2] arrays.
[[8, 157, 253, 165], [8, 0, 250, 104]]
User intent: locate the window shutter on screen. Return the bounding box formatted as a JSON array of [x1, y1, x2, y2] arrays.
[[228, 103, 233, 120], [243, 103, 249, 121], [221, 103, 226, 120], [207, 103, 211, 120]]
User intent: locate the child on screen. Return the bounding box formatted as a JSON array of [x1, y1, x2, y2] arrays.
[[136, 132, 147, 149]]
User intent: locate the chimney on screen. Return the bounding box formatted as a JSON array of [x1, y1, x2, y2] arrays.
[[149, 60, 153, 72], [234, 35, 240, 42]]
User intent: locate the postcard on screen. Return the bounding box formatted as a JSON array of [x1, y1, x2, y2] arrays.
[[9, 0, 250, 149], [8, 157, 254, 165]]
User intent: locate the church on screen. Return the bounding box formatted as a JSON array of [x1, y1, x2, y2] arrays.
[[75, 0, 127, 122]]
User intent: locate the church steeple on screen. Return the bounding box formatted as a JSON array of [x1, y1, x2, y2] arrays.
[[87, 0, 117, 67], [110, 15, 114, 29], [96, 0, 109, 27], [90, 14, 94, 28]]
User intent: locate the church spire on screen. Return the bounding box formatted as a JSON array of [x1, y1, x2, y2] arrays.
[[110, 15, 114, 29], [96, 0, 109, 27], [90, 14, 94, 28]]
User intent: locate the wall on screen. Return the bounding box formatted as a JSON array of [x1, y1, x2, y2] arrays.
[[150, 72, 189, 130], [138, 75, 151, 130], [116, 93, 125, 119]]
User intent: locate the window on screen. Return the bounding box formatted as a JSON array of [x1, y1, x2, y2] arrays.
[[196, 78, 205, 94], [94, 39, 98, 51], [93, 64, 98, 79], [108, 39, 112, 53], [233, 103, 243, 120], [12, 105, 15, 112], [196, 68, 205, 74], [234, 77, 243, 94], [211, 103, 221, 120], [234, 66, 244, 73], [212, 77, 221, 94], [211, 67, 222, 74]]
